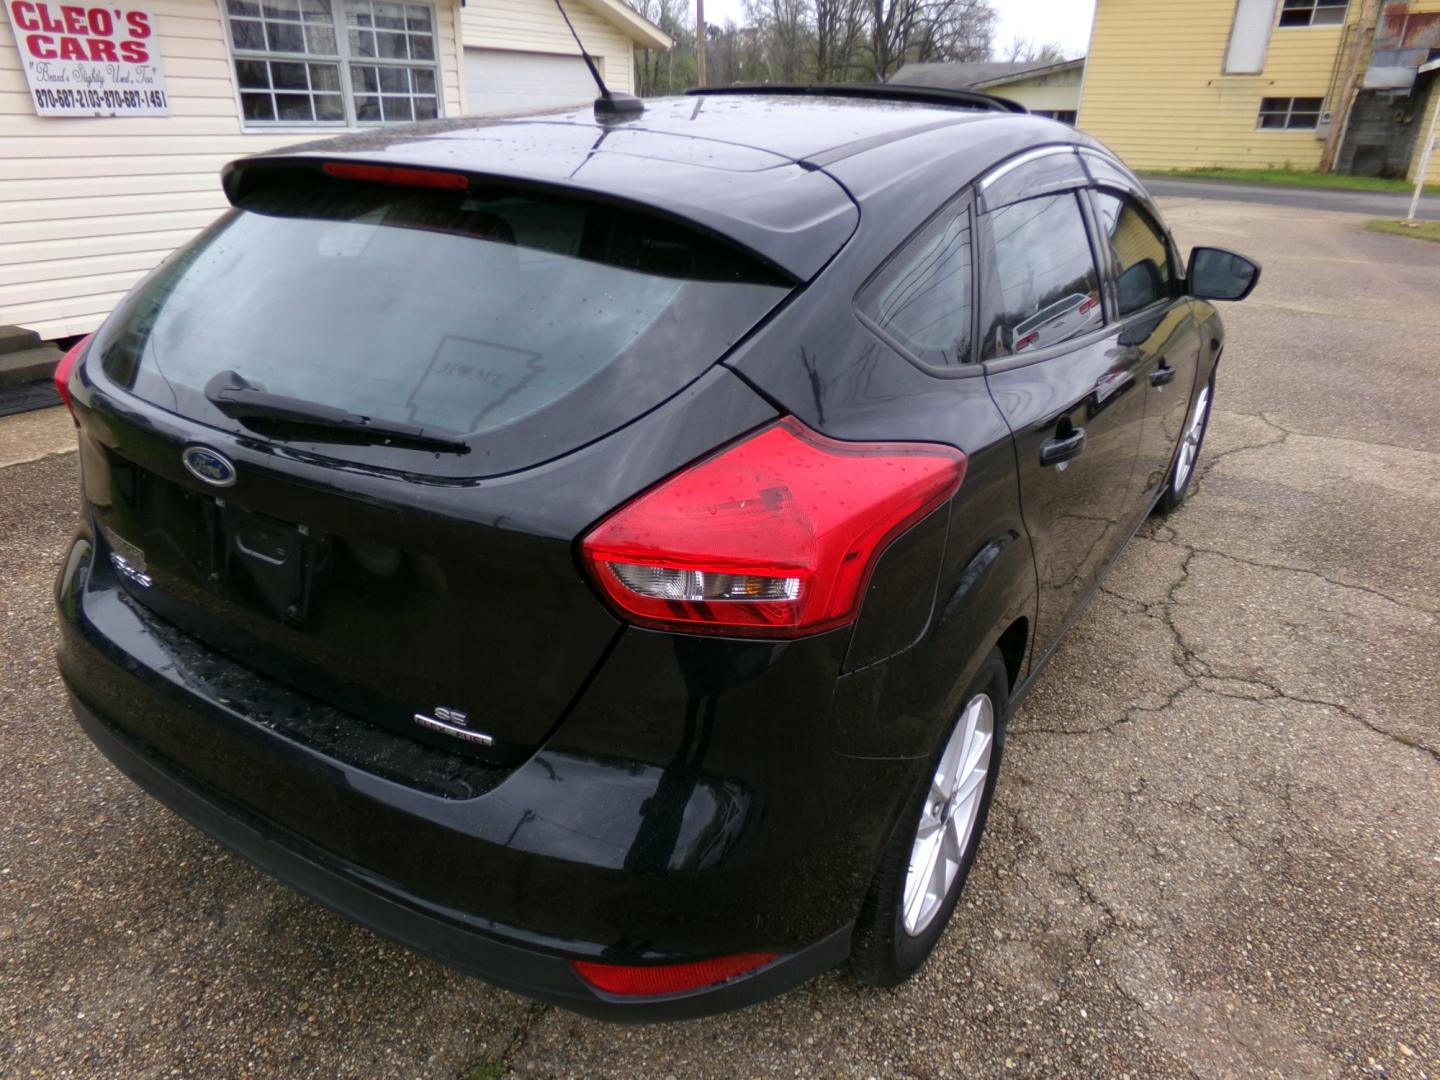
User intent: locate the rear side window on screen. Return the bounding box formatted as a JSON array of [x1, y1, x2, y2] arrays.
[[99, 175, 790, 461], [980, 192, 1101, 359], [1092, 192, 1174, 316], [857, 205, 974, 368]]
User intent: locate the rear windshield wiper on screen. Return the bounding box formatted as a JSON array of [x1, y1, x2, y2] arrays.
[[204, 370, 469, 455]]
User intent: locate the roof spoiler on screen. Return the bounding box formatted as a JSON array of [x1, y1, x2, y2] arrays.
[[685, 83, 1028, 115], [218, 153, 857, 282]]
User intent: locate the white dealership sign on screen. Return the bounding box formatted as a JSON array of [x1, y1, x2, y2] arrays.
[[4, 0, 169, 116]]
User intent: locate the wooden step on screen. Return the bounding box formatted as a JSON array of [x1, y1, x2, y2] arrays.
[[0, 344, 62, 387]]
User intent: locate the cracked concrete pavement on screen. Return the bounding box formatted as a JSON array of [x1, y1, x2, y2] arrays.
[[2, 198, 1437, 1078]]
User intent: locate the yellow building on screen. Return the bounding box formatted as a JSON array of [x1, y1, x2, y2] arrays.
[[1417, 58, 1440, 183], [1078, 0, 1440, 183], [969, 59, 1084, 122], [891, 59, 1084, 123]]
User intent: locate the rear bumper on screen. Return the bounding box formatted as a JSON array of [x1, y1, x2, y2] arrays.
[[66, 689, 848, 1021], [55, 536, 894, 1019]]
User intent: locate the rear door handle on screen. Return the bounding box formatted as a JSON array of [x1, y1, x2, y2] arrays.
[[1150, 364, 1177, 387], [1040, 428, 1086, 467]]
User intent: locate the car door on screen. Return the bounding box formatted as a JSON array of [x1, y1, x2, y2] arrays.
[[979, 176, 1149, 663], [1087, 188, 1205, 511]]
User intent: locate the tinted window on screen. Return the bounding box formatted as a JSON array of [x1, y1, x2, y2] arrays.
[[981, 192, 1101, 359], [1093, 192, 1174, 317], [857, 205, 974, 367], [100, 178, 789, 450]]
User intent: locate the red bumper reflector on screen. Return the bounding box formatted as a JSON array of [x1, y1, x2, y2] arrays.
[[571, 952, 778, 996], [53, 333, 91, 423], [321, 162, 470, 191]]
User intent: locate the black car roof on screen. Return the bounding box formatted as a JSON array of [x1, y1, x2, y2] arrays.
[[223, 93, 1085, 281]]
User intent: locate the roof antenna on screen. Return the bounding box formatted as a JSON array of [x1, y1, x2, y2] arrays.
[[553, 0, 644, 119]]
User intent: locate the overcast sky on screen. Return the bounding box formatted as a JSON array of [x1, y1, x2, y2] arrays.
[[990, 0, 1096, 59], [698, 0, 1097, 59]]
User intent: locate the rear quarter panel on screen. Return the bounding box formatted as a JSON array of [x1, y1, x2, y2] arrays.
[[724, 226, 1037, 767]]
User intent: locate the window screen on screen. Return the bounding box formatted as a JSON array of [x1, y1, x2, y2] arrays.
[[981, 193, 1102, 360], [857, 206, 974, 367], [1224, 0, 1277, 75], [1092, 193, 1174, 317]]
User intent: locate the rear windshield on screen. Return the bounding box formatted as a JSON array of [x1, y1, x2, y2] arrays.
[[98, 174, 791, 470]]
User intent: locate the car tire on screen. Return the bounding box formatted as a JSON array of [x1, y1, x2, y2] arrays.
[[849, 649, 1009, 988], [1154, 371, 1215, 516]]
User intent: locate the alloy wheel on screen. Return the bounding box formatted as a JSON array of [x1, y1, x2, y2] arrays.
[[1172, 384, 1212, 494], [902, 693, 994, 936]]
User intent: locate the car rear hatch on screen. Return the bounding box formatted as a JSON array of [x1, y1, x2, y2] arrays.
[[74, 164, 804, 763]]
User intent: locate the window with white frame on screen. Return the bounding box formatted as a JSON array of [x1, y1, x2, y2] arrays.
[[225, 0, 440, 126], [1257, 96, 1324, 129], [1278, 0, 1348, 27]]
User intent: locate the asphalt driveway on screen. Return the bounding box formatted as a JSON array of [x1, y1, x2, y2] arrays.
[[1142, 177, 1440, 221], [2, 198, 1437, 1078]]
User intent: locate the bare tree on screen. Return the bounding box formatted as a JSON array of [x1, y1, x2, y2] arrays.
[[866, 0, 995, 80], [916, 0, 994, 63], [707, 20, 768, 84], [814, 0, 866, 82], [999, 36, 1067, 63], [622, 0, 996, 92], [630, 0, 693, 95], [744, 0, 812, 82]]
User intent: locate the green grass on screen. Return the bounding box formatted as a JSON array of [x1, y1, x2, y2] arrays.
[[462, 1060, 508, 1080], [1142, 167, 1440, 197], [1366, 218, 1440, 242]]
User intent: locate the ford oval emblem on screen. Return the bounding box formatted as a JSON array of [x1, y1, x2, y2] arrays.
[[181, 446, 237, 488]]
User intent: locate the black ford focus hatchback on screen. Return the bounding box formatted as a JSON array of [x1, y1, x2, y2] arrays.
[[54, 85, 1259, 1020]]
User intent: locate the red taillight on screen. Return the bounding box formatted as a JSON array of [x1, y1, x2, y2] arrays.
[[321, 162, 470, 190], [53, 333, 91, 423], [571, 952, 778, 996], [1014, 331, 1040, 351], [1079, 296, 1100, 313], [580, 418, 966, 638]]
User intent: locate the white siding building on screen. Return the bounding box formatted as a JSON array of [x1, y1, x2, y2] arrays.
[[0, 0, 668, 341]]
